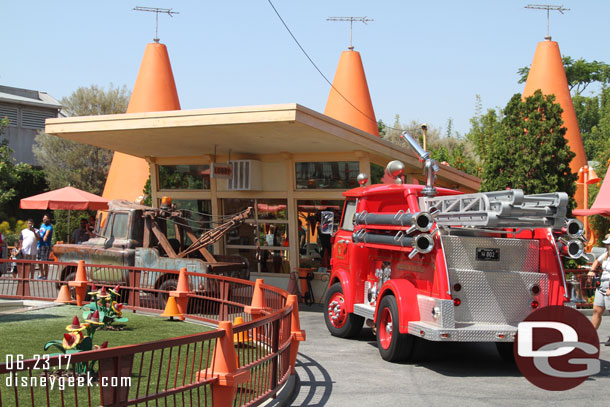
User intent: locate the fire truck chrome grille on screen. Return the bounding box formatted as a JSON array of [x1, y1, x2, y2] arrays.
[[441, 235, 547, 325]]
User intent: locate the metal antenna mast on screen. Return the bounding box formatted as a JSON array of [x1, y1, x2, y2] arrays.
[[133, 6, 179, 43], [327, 16, 373, 50], [524, 4, 569, 40]]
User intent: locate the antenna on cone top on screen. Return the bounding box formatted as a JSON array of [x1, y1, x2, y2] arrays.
[[524, 4, 569, 41], [327, 16, 373, 50], [133, 6, 179, 43]]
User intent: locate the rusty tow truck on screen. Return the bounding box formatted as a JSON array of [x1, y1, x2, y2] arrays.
[[53, 199, 252, 301]]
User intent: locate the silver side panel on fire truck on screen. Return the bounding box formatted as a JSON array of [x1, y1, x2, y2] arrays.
[[408, 235, 548, 342]]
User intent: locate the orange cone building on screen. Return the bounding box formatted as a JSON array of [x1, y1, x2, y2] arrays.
[[102, 42, 181, 202], [523, 39, 587, 209], [324, 49, 379, 137]]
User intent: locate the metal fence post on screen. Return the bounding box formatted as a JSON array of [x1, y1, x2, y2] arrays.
[[196, 321, 251, 407], [98, 354, 134, 406]]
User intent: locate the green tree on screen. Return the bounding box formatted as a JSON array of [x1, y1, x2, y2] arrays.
[[33, 84, 130, 194], [33, 84, 130, 242], [518, 56, 610, 96], [465, 95, 502, 164], [480, 91, 577, 202], [0, 118, 48, 222]]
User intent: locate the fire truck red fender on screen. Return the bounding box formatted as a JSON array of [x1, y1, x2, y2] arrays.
[[328, 268, 355, 313], [376, 279, 420, 334]]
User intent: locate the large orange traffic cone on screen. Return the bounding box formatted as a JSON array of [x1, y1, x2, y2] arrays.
[[103, 42, 181, 203], [68, 260, 88, 306], [324, 49, 379, 137], [286, 294, 306, 374], [160, 296, 183, 320], [196, 321, 251, 406], [54, 285, 72, 303], [244, 279, 269, 320]]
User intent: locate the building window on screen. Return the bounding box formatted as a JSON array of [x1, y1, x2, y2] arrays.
[[297, 200, 343, 270], [295, 161, 359, 189], [223, 198, 290, 274], [159, 165, 211, 190]]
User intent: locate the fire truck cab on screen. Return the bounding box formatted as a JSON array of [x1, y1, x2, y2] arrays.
[[324, 132, 584, 362]]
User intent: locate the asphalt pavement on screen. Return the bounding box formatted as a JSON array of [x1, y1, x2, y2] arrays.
[[290, 304, 610, 407]]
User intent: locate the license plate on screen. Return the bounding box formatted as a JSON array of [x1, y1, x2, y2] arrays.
[[476, 248, 500, 261]]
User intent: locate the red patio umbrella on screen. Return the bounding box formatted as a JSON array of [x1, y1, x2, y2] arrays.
[[20, 186, 109, 243], [573, 166, 610, 216]]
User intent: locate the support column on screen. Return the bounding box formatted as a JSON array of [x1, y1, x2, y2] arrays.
[[148, 159, 159, 208], [355, 150, 371, 186], [283, 153, 298, 273]]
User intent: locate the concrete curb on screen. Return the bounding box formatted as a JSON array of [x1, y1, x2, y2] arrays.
[[260, 374, 297, 407]]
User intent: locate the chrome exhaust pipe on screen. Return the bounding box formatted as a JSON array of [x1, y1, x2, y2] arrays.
[[557, 237, 585, 259], [563, 218, 585, 239]]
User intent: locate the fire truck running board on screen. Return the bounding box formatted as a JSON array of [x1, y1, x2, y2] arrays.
[[420, 189, 568, 229], [408, 321, 517, 342], [353, 303, 376, 320]]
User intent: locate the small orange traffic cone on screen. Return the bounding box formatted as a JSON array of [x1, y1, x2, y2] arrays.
[[233, 316, 250, 344], [55, 285, 72, 303], [68, 260, 89, 306], [161, 296, 183, 320], [175, 268, 189, 293], [244, 279, 269, 319]]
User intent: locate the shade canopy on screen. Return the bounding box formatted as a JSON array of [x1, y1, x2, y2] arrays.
[[573, 166, 610, 216], [20, 186, 109, 211]]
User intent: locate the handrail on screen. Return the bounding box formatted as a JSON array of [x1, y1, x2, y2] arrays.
[[0, 258, 302, 406]]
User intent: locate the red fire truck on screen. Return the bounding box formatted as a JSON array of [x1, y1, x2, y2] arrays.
[[324, 132, 585, 362]]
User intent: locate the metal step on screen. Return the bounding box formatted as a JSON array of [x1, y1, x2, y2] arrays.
[[353, 303, 375, 320], [420, 189, 568, 229], [408, 321, 517, 342]]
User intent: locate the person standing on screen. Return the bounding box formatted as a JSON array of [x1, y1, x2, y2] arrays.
[[37, 214, 53, 280], [17, 219, 40, 278], [588, 235, 610, 345]]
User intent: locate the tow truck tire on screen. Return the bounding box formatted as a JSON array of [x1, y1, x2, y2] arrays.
[[63, 268, 93, 302], [324, 282, 364, 338], [158, 278, 178, 310], [495, 342, 516, 364], [376, 295, 414, 362]]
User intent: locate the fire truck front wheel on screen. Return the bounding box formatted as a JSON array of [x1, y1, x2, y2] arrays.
[[324, 282, 364, 338], [376, 295, 414, 362]]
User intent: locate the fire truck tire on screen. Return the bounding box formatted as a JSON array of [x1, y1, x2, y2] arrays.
[[495, 342, 515, 364], [324, 282, 364, 338], [376, 295, 414, 362]]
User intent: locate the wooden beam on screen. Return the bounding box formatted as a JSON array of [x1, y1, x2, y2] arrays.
[[150, 219, 177, 258]]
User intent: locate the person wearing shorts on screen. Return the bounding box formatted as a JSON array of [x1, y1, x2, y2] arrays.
[[588, 235, 610, 345], [37, 214, 53, 279]]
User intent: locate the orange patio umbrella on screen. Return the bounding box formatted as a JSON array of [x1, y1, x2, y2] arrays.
[[20, 186, 109, 243]]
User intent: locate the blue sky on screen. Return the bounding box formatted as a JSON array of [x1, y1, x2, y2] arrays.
[[2, 1, 609, 137]]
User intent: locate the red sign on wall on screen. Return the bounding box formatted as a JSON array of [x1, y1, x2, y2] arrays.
[[211, 163, 232, 179]]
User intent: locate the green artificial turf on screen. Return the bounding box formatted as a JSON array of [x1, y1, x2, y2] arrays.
[[0, 304, 211, 363], [0, 304, 216, 406]]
